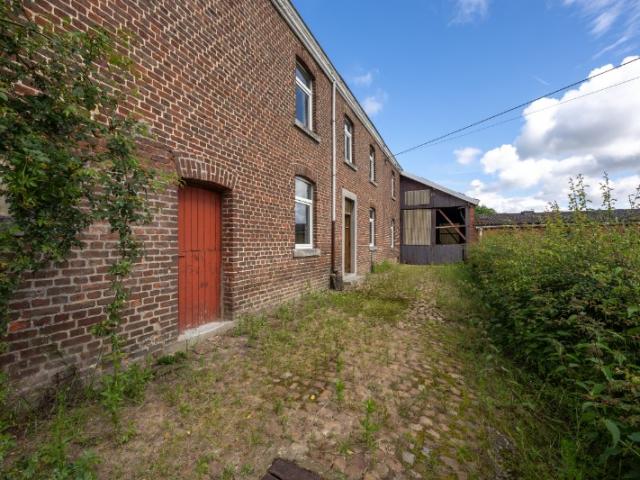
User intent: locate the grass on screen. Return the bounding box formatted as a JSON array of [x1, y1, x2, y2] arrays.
[[3, 265, 423, 479], [361, 398, 382, 450], [232, 266, 422, 382], [2, 264, 571, 479], [432, 263, 578, 479]]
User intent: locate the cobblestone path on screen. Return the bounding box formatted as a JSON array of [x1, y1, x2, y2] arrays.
[[257, 283, 507, 480], [87, 268, 511, 479]]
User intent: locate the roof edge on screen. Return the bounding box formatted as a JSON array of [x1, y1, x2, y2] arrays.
[[401, 171, 480, 205], [270, 0, 402, 171]]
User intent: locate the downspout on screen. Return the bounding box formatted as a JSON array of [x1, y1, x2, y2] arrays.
[[330, 79, 342, 289]]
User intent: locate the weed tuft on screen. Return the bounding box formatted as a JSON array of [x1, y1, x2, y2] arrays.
[[361, 398, 381, 450], [156, 351, 188, 365]]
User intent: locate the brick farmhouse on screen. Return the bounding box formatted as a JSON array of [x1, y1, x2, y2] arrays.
[[1, 0, 408, 391], [2, 0, 479, 392]]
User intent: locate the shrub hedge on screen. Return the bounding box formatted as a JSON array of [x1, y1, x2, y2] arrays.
[[468, 179, 640, 478]]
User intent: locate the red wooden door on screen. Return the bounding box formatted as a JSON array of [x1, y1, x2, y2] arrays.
[[178, 185, 222, 332]]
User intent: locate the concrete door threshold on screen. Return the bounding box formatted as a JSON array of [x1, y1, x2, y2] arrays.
[[343, 273, 363, 284], [171, 321, 235, 353]]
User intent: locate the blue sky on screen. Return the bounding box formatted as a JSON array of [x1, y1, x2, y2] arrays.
[[292, 0, 640, 212]]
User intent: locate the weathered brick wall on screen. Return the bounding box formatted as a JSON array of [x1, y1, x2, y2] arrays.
[[1, 0, 401, 392]]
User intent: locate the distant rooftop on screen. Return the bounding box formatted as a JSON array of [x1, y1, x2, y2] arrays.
[[476, 209, 640, 227]]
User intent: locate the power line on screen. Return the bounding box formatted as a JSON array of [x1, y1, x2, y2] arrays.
[[418, 74, 640, 150], [394, 56, 640, 156]]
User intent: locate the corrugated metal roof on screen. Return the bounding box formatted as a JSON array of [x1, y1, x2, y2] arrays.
[[401, 171, 480, 205]]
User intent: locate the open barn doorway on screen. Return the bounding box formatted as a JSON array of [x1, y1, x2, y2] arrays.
[[435, 207, 466, 245]]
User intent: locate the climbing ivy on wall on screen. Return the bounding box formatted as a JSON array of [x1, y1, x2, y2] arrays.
[[0, 0, 170, 458]]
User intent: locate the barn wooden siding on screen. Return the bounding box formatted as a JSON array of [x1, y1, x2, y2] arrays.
[[400, 176, 475, 265]]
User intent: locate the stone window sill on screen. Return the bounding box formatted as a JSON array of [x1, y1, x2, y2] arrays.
[[294, 120, 321, 143], [344, 160, 357, 172], [293, 247, 321, 258]]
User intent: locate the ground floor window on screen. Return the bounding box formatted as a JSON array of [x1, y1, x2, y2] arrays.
[[295, 177, 314, 248]]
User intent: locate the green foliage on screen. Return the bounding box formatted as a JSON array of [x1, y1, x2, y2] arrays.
[[0, 0, 171, 468], [0, 373, 13, 464], [0, 1, 161, 331], [335, 378, 345, 403], [156, 351, 188, 366], [6, 394, 98, 479], [475, 204, 497, 215], [371, 259, 393, 273], [233, 313, 268, 344], [97, 364, 152, 427], [467, 174, 640, 478], [360, 398, 381, 450]]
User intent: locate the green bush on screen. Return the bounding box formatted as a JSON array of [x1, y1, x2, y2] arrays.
[[371, 260, 393, 273], [467, 176, 640, 478]]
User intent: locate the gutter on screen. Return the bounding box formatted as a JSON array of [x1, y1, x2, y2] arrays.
[[331, 79, 337, 278]]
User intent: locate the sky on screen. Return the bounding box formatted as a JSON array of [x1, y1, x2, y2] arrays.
[[291, 0, 640, 212]]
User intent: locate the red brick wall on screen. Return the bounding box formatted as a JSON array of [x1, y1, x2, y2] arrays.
[[1, 0, 401, 391], [467, 206, 477, 243]]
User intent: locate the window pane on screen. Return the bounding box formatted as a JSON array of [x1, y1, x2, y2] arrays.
[[345, 135, 351, 162], [370, 153, 375, 180], [295, 177, 312, 199], [296, 66, 311, 88], [369, 209, 375, 245], [295, 202, 310, 244], [296, 86, 308, 126]]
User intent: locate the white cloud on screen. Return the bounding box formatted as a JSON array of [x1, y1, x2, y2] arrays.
[[467, 179, 549, 212], [454, 147, 482, 165], [362, 91, 388, 116], [352, 71, 374, 87], [516, 57, 640, 166], [466, 57, 640, 212], [562, 0, 640, 56], [451, 0, 490, 24]]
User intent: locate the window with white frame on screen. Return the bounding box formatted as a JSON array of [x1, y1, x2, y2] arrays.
[[369, 146, 376, 182], [344, 118, 353, 164], [295, 64, 313, 129], [391, 171, 396, 198], [369, 208, 376, 247], [295, 177, 313, 248], [391, 219, 395, 248]]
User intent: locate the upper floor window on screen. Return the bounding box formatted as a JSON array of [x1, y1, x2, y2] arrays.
[[369, 147, 376, 183], [391, 171, 396, 198], [344, 118, 353, 164], [295, 64, 313, 130], [295, 176, 314, 248], [369, 208, 376, 247]]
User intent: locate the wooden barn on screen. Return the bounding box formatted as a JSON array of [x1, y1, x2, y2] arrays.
[[400, 172, 479, 265]]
